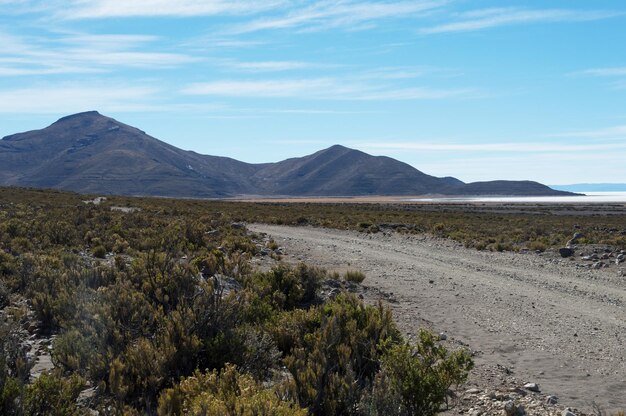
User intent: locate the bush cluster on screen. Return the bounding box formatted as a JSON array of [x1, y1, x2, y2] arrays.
[[0, 187, 473, 414]]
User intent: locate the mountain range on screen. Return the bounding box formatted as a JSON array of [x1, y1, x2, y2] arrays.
[[0, 111, 574, 198]]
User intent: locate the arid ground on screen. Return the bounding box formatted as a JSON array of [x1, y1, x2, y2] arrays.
[[250, 224, 626, 413]]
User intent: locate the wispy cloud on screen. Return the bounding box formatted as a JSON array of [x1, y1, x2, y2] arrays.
[[0, 83, 161, 113], [227, 60, 326, 72], [358, 141, 626, 152], [0, 31, 200, 76], [181, 77, 475, 101], [59, 0, 286, 19], [231, 1, 446, 34], [578, 67, 626, 77], [421, 7, 620, 34], [546, 125, 626, 139]]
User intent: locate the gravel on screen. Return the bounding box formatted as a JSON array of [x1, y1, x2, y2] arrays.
[[249, 224, 626, 413]]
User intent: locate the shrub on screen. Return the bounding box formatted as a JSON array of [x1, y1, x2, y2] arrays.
[[156, 364, 306, 416], [93, 245, 107, 259], [24, 372, 84, 416], [0, 281, 8, 309], [366, 331, 473, 416], [285, 294, 401, 415], [344, 270, 366, 284]]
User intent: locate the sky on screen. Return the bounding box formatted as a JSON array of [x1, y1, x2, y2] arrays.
[[1, 0, 625, 185]]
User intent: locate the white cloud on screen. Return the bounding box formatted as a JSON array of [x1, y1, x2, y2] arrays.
[[578, 67, 626, 77], [181, 77, 475, 101], [546, 125, 626, 139], [60, 0, 286, 19], [228, 61, 320, 72], [358, 141, 626, 152], [0, 84, 161, 113], [0, 31, 200, 76], [421, 8, 620, 34], [231, 1, 446, 33]]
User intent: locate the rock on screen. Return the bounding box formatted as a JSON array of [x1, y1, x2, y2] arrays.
[[27, 322, 38, 335], [439, 333, 448, 341], [503, 401, 526, 416], [77, 387, 97, 406], [591, 262, 603, 270], [523, 382, 540, 392], [566, 232, 583, 246], [616, 253, 625, 263], [465, 387, 481, 394], [559, 247, 574, 258], [504, 401, 517, 416], [545, 395, 558, 405], [230, 222, 245, 229], [562, 410, 576, 416]]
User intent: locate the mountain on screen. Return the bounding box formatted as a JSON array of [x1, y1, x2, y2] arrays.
[[0, 111, 575, 198], [0, 111, 261, 197], [251, 145, 459, 196]]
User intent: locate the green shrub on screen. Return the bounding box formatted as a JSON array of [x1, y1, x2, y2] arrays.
[[286, 294, 401, 415], [366, 331, 473, 416], [0, 281, 8, 309], [157, 364, 306, 416], [24, 372, 84, 416], [93, 245, 107, 258], [344, 270, 366, 284]]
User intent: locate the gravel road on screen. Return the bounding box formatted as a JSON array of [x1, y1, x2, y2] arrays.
[[249, 224, 626, 412]]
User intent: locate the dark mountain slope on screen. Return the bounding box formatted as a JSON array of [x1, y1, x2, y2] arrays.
[[455, 180, 572, 196], [252, 145, 457, 196], [0, 111, 263, 197], [0, 112, 575, 198]]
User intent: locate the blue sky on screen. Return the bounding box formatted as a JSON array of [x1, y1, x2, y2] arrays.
[[1, 0, 625, 184]]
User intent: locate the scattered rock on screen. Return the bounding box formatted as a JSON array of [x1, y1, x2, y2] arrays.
[[77, 387, 97, 407], [566, 233, 583, 247], [546, 395, 558, 405], [559, 247, 574, 258], [523, 382, 540, 392], [503, 401, 526, 416], [504, 401, 517, 416]]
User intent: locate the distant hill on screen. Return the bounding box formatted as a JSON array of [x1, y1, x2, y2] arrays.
[[551, 183, 626, 192], [0, 111, 575, 198]]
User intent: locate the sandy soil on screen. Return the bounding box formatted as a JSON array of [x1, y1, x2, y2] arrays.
[[249, 224, 626, 413]]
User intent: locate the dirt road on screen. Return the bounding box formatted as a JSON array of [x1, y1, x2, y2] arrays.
[[249, 224, 626, 412]]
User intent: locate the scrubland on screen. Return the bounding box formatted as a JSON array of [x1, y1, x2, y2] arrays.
[[0, 188, 471, 415]]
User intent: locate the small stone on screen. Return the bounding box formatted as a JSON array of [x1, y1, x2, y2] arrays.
[[545, 395, 558, 405], [562, 410, 576, 416], [465, 388, 481, 394], [523, 382, 540, 392], [439, 333, 448, 341], [504, 401, 517, 416], [559, 247, 574, 258]]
